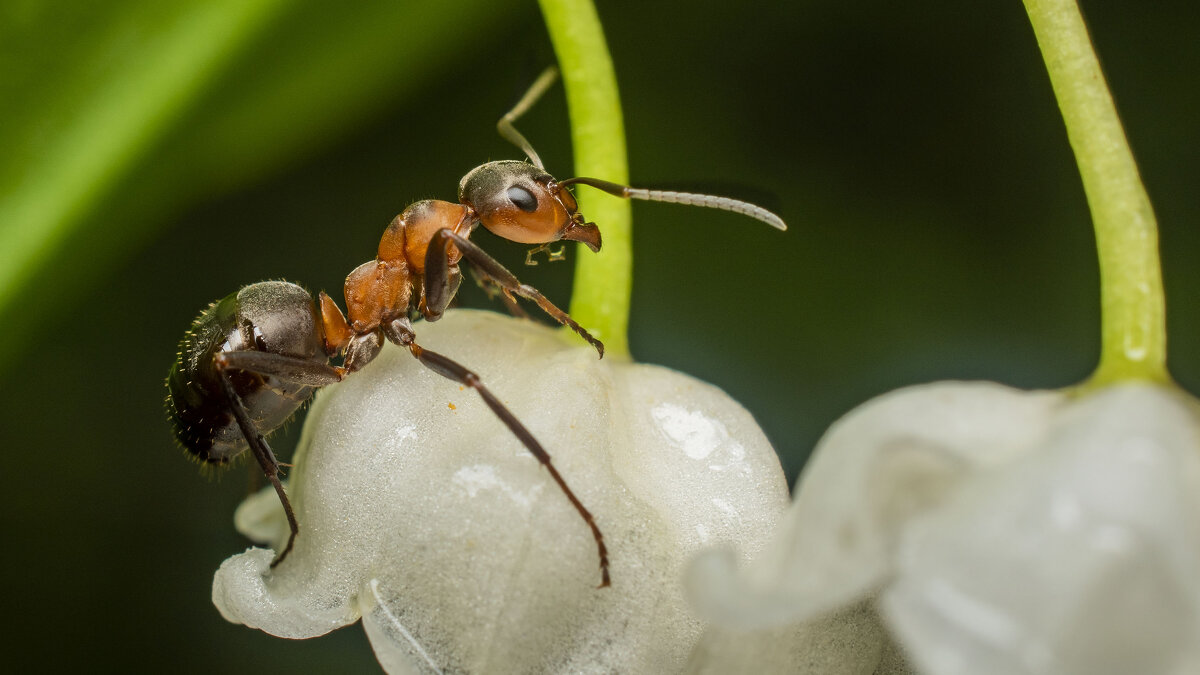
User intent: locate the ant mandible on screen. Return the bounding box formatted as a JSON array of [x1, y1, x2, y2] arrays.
[[165, 67, 786, 589]]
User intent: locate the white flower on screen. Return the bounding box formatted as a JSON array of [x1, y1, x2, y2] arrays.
[[212, 310, 790, 673], [689, 381, 1200, 675]]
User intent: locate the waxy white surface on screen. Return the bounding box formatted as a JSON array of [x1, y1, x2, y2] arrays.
[[212, 311, 790, 673]]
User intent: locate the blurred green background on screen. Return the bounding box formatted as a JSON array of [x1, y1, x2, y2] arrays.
[[1, 0, 1196, 671]]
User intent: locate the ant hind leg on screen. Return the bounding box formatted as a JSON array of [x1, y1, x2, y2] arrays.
[[382, 317, 610, 588], [213, 352, 343, 567]]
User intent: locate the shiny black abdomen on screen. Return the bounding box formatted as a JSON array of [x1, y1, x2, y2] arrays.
[[166, 282, 327, 464]]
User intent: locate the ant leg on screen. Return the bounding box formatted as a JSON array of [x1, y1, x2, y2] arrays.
[[419, 266, 462, 322], [215, 361, 299, 567], [470, 267, 531, 320], [219, 351, 347, 386], [214, 353, 344, 567], [524, 243, 567, 266], [383, 317, 611, 588], [425, 229, 604, 358]]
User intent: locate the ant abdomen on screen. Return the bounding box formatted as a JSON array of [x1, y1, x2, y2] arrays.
[[166, 282, 327, 464]]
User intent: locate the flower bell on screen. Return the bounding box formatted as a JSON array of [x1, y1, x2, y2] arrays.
[[213, 311, 790, 672], [685, 0, 1195, 672], [689, 381, 1200, 673]]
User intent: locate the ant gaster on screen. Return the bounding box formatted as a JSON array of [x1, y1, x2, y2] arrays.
[[165, 67, 786, 589]]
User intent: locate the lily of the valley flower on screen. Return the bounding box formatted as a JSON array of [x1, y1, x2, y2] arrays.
[[213, 311, 790, 673], [687, 0, 1194, 671], [689, 381, 1200, 674]]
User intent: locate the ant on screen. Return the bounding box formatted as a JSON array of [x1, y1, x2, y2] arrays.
[[165, 67, 786, 589]]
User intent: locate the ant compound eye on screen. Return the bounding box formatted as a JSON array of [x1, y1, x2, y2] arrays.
[[465, 162, 572, 244], [507, 186, 538, 213]]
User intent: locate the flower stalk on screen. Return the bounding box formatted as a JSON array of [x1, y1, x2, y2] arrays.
[[1023, 0, 1168, 386], [538, 0, 633, 361]]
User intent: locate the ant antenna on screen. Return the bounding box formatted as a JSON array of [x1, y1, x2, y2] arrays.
[[498, 67, 786, 231], [498, 66, 559, 170], [557, 177, 788, 231]]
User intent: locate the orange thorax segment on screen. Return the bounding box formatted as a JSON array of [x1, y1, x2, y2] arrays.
[[343, 259, 412, 333], [379, 199, 469, 275]]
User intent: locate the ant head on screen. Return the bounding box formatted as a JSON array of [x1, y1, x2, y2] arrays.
[[458, 161, 601, 252]]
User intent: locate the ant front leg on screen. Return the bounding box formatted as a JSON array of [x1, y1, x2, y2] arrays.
[[424, 229, 604, 358], [214, 352, 345, 567], [523, 243, 567, 266], [382, 317, 610, 588], [418, 267, 462, 323]]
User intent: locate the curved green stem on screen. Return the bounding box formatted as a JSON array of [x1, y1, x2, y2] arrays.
[[539, 0, 632, 361], [1024, 0, 1168, 386]]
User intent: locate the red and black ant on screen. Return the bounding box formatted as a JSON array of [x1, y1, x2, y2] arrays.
[[165, 67, 786, 589]]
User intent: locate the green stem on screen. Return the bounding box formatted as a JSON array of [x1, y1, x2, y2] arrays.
[[1024, 0, 1168, 385], [539, 0, 632, 361]]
